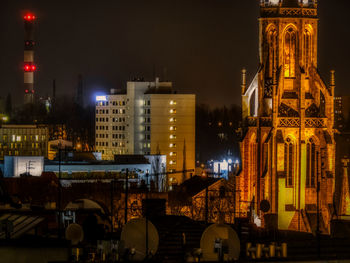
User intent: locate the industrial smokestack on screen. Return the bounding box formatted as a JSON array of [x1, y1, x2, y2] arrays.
[[23, 12, 37, 104]]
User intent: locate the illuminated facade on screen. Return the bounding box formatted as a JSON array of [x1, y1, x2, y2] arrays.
[[0, 125, 48, 159], [239, 0, 336, 232], [95, 79, 195, 184]]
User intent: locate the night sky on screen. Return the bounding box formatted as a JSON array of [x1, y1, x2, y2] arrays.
[[0, 0, 349, 107]]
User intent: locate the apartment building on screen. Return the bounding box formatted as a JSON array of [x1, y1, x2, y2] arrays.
[[95, 79, 195, 184]]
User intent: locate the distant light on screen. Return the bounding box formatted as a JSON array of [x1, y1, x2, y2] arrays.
[[96, 95, 107, 101], [24, 64, 36, 72], [24, 14, 36, 21], [228, 159, 233, 164]]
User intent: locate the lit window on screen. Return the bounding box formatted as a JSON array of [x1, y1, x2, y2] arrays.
[[284, 138, 294, 188], [170, 117, 176, 122], [170, 109, 176, 114], [170, 100, 176, 105], [16, 136, 21, 142], [170, 134, 176, 139], [170, 126, 177, 131], [35, 135, 39, 141], [169, 160, 177, 165], [169, 152, 177, 157], [169, 143, 176, 148], [12, 135, 15, 142]]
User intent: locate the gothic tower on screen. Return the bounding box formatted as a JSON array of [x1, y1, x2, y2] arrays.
[[239, 0, 336, 233]]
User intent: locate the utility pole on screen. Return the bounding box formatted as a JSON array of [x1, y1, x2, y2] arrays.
[[145, 170, 149, 260], [124, 169, 129, 224], [316, 152, 320, 258], [110, 178, 114, 233], [58, 147, 62, 239]]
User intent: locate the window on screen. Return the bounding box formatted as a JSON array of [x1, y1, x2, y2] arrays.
[[267, 26, 277, 78], [170, 134, 176, 139], [170, 100, 176, 105], [169, 152, 177, 157], [169, 143, 176, 148], [170, 109, 176, 114], [12, 135, 15, 142], [16, 136, 21, 142], [284, 138, 294, 187], [170, 117, 176, 122], [170, 126, 177, 131], [303, 27, 312, 73], [284, 27, 297, 78], [306, 139, 317, 188]]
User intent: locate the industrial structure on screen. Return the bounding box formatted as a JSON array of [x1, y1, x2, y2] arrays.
[[23, 13, 37, 104], [239, 0, 336, 232], [95, 79, 195, 185]]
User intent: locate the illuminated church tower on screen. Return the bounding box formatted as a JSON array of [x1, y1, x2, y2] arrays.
[[239, 0, 336, 232]]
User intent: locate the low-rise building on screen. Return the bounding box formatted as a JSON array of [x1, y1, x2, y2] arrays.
[[0, 124, 48, 159]]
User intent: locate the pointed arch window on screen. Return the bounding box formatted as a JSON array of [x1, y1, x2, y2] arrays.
[[284, 138, 294, 187], [267, 27, 277, 78], [303, 28, 312, 74], [306, 139, 317, 188], [284, 27, 297, 78]]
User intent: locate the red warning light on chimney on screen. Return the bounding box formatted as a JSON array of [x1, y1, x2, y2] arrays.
[[24, 64, 37, 72], [24, 14, 36, 21]]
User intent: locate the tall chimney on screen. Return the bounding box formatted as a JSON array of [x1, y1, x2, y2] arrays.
[[23, 12, 37, 104]]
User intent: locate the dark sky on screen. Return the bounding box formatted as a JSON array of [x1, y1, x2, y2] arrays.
[[0, 0, 349, 107]]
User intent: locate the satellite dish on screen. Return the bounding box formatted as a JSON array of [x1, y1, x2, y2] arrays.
[[120, 218, 159, 261], [260, 200, 271, 213], [65, 223, 84, 245], [200, 224, 240, 261]]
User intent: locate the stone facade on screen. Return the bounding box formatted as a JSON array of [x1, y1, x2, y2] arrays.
[[239, 0, 336, 233]]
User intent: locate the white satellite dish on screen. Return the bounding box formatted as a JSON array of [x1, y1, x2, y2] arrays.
[[65, 223, 84, 245], [120, 218, 159, 261], [200, 223, 240, 261]]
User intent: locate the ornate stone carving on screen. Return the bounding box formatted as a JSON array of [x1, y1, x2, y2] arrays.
[[279, 118, 300, 127], [264, 78, 273, 98], [279, 103, 299, 117], [261, 7, 317, 18], [305, 118, 326, 128], [305, 103, 320, 117]]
